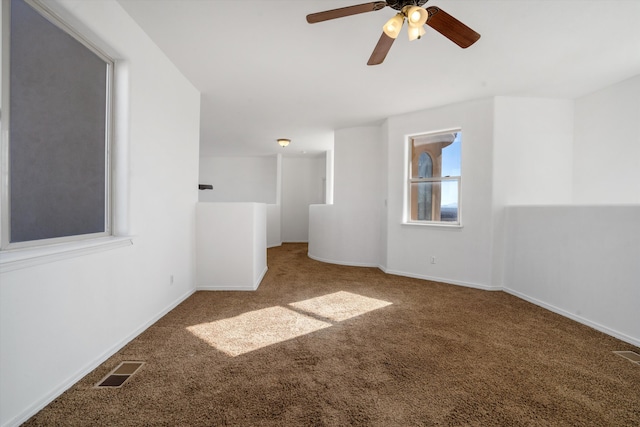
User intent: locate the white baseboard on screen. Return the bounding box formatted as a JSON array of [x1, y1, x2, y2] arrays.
[[197, 285, 256, 291], [384, 268, 502, 291], [4, 288, 196, 427], [503, 287, 640, 348], [307, 252, 379, 268], [196, 266, 268, 291], [310, 256, 499, 291], [255, 266, 268, 289]]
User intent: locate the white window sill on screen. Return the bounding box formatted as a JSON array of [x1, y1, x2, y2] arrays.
[[402, 221, 464, 229], [0, 236, 133, 273]]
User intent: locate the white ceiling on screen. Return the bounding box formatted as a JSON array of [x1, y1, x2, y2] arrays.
[[117, 0, 640, 157]]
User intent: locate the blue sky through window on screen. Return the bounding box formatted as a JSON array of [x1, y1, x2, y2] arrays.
[[442, 133, 461, 177], [441, 132, 461, 207]]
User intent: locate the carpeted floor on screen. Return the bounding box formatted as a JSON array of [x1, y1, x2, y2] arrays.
[[25, 243, 640, 426]]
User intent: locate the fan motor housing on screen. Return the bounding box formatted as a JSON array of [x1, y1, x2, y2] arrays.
[[386, 0, 428, 11]]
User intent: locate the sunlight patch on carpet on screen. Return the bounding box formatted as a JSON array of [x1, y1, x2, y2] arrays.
[[186, 306, 331, 357], [289, 291, 393, 322]]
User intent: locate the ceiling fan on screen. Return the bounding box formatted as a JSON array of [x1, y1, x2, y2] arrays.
[[306, 0, 480, 65]]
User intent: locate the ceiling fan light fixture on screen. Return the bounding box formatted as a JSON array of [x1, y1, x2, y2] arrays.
[[383, 13, 404, 39], [277, 138, 291, 148], [405, 6, 428, 26], [407, 23, 426, 41], [306, 1, 481, 66]]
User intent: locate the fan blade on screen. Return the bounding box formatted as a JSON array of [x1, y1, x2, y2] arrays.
[[426, 7, 480, 48], [307, 2, 387, 24], [367, 33, 395, 66]]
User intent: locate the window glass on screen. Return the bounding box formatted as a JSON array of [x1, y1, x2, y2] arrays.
[[2, 0, 112, 247]]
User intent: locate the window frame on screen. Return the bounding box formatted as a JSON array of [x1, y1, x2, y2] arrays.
[[0, 0, 115, 251], [404, 129, 462, 227]]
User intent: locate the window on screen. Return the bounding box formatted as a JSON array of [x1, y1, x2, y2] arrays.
[[1, 0, 113, 249], [406, 130, 461, 225]]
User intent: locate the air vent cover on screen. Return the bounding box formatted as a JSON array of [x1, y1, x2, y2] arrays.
[[95, 361, 145, 388], [613, 351, 640, 365]]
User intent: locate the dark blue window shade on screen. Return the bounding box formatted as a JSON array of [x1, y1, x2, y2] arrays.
[[9, 0, 109, 243]]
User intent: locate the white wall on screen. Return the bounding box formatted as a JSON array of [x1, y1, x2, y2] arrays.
[[198, 156, 277, 203], [504, 206, 640, 347], [199, 154, 331, 245], [498, 78, 640, 347], [324, 150, 335, 205], [379, 121, 390, 270], [198, 155, 282, 247], [308, 126, 383, 266], [0, 1, 201, 426], [492, 97, 575, 287], [573, 75, 640, 204], [384, 99, 499, 290], [266, 204, 282, 248], [281, 156, 325, 242], [493, 97, 575, 205], [196, 203, 267, 291]]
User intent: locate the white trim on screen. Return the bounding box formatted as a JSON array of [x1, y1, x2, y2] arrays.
[[196, 266, 268, 292], [1, 0, 12, 250], [196, 285, 258, 291], [311, 256, 498, 290], [401, 221, 464, 229], [26, 0, 113, 63], [196, 286, 259, 291], [307, 252, 379, 268], [0, 236, 133, 273], [503, 287, 640, 348], [411, 176, 460, 183], [255, 265, 268, 290], [384, 268, 502, 291], [3, 288, 196, 427]]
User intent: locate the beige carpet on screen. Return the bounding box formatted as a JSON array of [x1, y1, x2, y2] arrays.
[[26, 243, 640, 426]]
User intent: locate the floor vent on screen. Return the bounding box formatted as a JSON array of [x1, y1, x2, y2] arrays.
[[613, 351, 640, 365], [95, 361, 145, 388]]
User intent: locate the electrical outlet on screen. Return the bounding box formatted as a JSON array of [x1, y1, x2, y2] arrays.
[[430, 256, 436, 264]]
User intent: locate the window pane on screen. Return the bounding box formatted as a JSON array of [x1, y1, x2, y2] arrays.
[[440, 180, 459, 222], [415, 181, 434, 221], [9, 0, 109, 243], [417, 152, 432, 179], [441, 133, 461, 177], [411, 132, 459, 179], [410, 180, 458, 222]]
